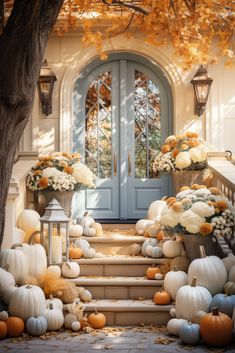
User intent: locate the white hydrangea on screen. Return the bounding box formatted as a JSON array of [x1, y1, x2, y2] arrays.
[[73, 162, 95, 187], [161, 208, 183, 227], [175, 151, 192, 170], [189, 145, 207, 163], [42, 167, 63, 178], [180, 209, 205, 234], [193, 188, 211, 197], [176, 189, 193, 200], [191, 201, 215, 217]]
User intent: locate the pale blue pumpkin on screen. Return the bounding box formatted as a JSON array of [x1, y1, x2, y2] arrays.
[[179, 322, 200, 345], [26, 316, 47, 336], [209, 294, 235, 318]]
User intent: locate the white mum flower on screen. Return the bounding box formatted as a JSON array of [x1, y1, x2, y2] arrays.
[[161, 208, 182, 227], [191, 201, 215, 217], [175, 151, 192, 169], [180, 210, 205, 234], [193, 188, 211, 197], [189, 145, 207, 163], [176, 189, 193, 200], [73, 162, 95, 187], [43, 167, 62, 178]]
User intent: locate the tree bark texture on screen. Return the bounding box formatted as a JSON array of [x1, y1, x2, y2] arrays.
[[0, 0, 64, 248]]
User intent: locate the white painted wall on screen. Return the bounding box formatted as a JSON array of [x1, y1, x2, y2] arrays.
[[20, 32, 235, 156]]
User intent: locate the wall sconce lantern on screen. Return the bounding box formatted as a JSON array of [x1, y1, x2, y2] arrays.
[[37, 59, 57, 116], [191, 65, 213, 116]]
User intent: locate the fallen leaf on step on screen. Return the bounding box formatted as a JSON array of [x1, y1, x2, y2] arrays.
[[154, 337, 176, 345], [104, 344, 113, 349]]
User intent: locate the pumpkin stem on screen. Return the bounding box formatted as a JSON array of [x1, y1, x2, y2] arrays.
[[4, 264, 9, 271], [199, 246, 207, 258], [191, 277, 197, 287], [173, 266, 177, 272], [66, 262, 72, 269], [28, 231, 41, 245], [83, 211, 89, 217], [50, 294, 53, 300], [94, 307, 98, 315], [212, 307, 219, 316], [25, 285, 32, 289], [11, 243, 23, 249], [49, 303, 54, 310]]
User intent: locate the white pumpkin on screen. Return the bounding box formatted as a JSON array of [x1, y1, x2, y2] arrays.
[[26, 316, 48, 336], [64, 313, 77, 329], [128, 243, 141, 256], [71, 321, 81, 331], [69, 224, 83, 238], [148, 200, 167, 220], [155, 273, 164, 280], [74, 238, 90, 255], [83, 247, 96, 259], [44, 303, 64, 331], [9, 285, 46, 321], [79, 289, 92, 302], [77, 212, 94, 229], [83, 227, 96, 237], [167, 318, 188, 336], [46, 295, 63, 311], [62, 261, 80, 279], [164, 268, 188, 300], [175, 277, 212, 321], [146, 245, 163, 258], [47, 265, 61, 278], [0, 311, 8, 321], [144, 223, 160, 238], [162, 240, 183, 258], [229, 264, 235, 282], [142, 238, 158, 256], [0, 246, 28, 284], [2, 285, 17, 305], [223, 254, 235, 274], [91, 222, 103, 236], [17, 209, 40, 233], [0, 266, 15, 294], [187, 246, 227, 295], [170, 307, 177, 318], [136, 219, 154, 235]]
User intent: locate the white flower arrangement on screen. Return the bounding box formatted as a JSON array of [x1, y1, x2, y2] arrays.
[[161, 185, 235, 238]]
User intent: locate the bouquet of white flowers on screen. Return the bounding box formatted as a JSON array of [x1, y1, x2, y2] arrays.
[[26, 152, 95, 192]]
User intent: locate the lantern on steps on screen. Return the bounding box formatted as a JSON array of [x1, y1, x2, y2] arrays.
[[40, 199, 69, 265]]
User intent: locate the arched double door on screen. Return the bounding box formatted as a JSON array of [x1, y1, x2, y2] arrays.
[[73, 54, 172, 220]]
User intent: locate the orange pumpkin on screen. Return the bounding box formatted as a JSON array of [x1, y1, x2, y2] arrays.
[[69, 246, 83, 259], [146, 265, 161, 280], [156, 231, 164, 241], [200, 307, 232, 347], [153, 290, 171, 305], [6, 317, 24, 337], [88, 309, 106, 329], [0, 321, 7, 339]]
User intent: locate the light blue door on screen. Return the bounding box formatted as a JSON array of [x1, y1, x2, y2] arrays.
[[73, 56, 172, 220]]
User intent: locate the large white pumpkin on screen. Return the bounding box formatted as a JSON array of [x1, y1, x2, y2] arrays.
[[164, 268, 188, 300], [44, 303, 64, 331], [0, 246, 28, 284], [0, 266, 15, 293], [9, 285, 46, 320], [187, 246, 227, 295], [17, 209, 40, 232], [162, 240, 183, 258], [175, 277, 212, 321], [148, 200, 167, 221]]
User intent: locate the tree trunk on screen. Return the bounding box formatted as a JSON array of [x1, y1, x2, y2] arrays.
[[0, 0, 64, 248]]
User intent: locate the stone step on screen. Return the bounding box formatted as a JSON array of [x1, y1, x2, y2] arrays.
[[74, 256, 170, 277], [82, 299, 173, 326], [67, 276, 163, 300]]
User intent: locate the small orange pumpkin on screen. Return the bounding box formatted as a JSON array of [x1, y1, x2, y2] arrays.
[[146, 265, 161, 280], [0, 321, 7, 339], [69, 245, 83, 259], [200, 307, 232, 347], [156, 231, 164, 241], [88, 309, 106, 329], [153, 290, 171, 305], [6, 317, 24, 337]]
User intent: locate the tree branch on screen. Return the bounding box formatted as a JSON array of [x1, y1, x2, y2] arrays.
[[101, 0, 149, 16], [0, 0, 4, 36]]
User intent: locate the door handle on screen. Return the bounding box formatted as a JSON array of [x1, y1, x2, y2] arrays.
[[114, 153, 117, 176], [128, 152, 132, 176]]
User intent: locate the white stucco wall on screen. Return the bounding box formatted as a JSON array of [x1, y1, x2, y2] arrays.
[[20, 32, 235, 156]]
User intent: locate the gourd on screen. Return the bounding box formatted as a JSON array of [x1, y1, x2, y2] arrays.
[[71, 321, 81, 331], [155, 273, 164, 280], [47, 265, 61, 278], [26, 316, 47, 336], [88, 309, 106, 329], [136, 219, 154, 235], [0, 245, 28, 284], [0, 321, 7, 339], [69, 224, 83, 237], [83, 227, 96, 237], [44, 303, 64, 331], [64, 313, 77, 329], [74, 238, 90, 255], [170, 256, 189, 272], [145, 245, 163, 258], [229, 264, 235, 282], [6, 317, 25, 338], [147, 200, 167, 220], [167, 318, 188, 336], [46, 295, 63, 311], [62, 261, 80, 279], [162, 240, 183, 258], [0, 311, 8, 321], [128, 243, 141, 256], [0, 266, 15, 294], [77, 212, 94, 229], [142, 238, 158, 256], [153, 290, 171, 305], [209, 293, 235, 318], [80, 289, 92, 302], [179, 322, 200, 345], [156, 230, 164, 241], [91, 222, 103, 236], [9, 285, 46, 321], [222, 254, 235, 274], [17, 209, 40, 233], [200, 307, 233, 347], [169, 307, 177, 318], [224, 282, 235, 295], [69, 245, 83, 259], [175, 277, 212, 321], [83, 247, 96, 259], [146, 265, 161, 280], [164, 268, 188, 300], [188, 246, 227, 295]]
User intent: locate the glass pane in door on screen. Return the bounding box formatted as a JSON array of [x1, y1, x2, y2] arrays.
[[85, 71, 112, 179], [134, 70, 161, 179]]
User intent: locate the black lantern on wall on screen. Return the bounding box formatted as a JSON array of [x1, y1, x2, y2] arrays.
[[191, 65, 213, 116], [37, 59, 57, 116]]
